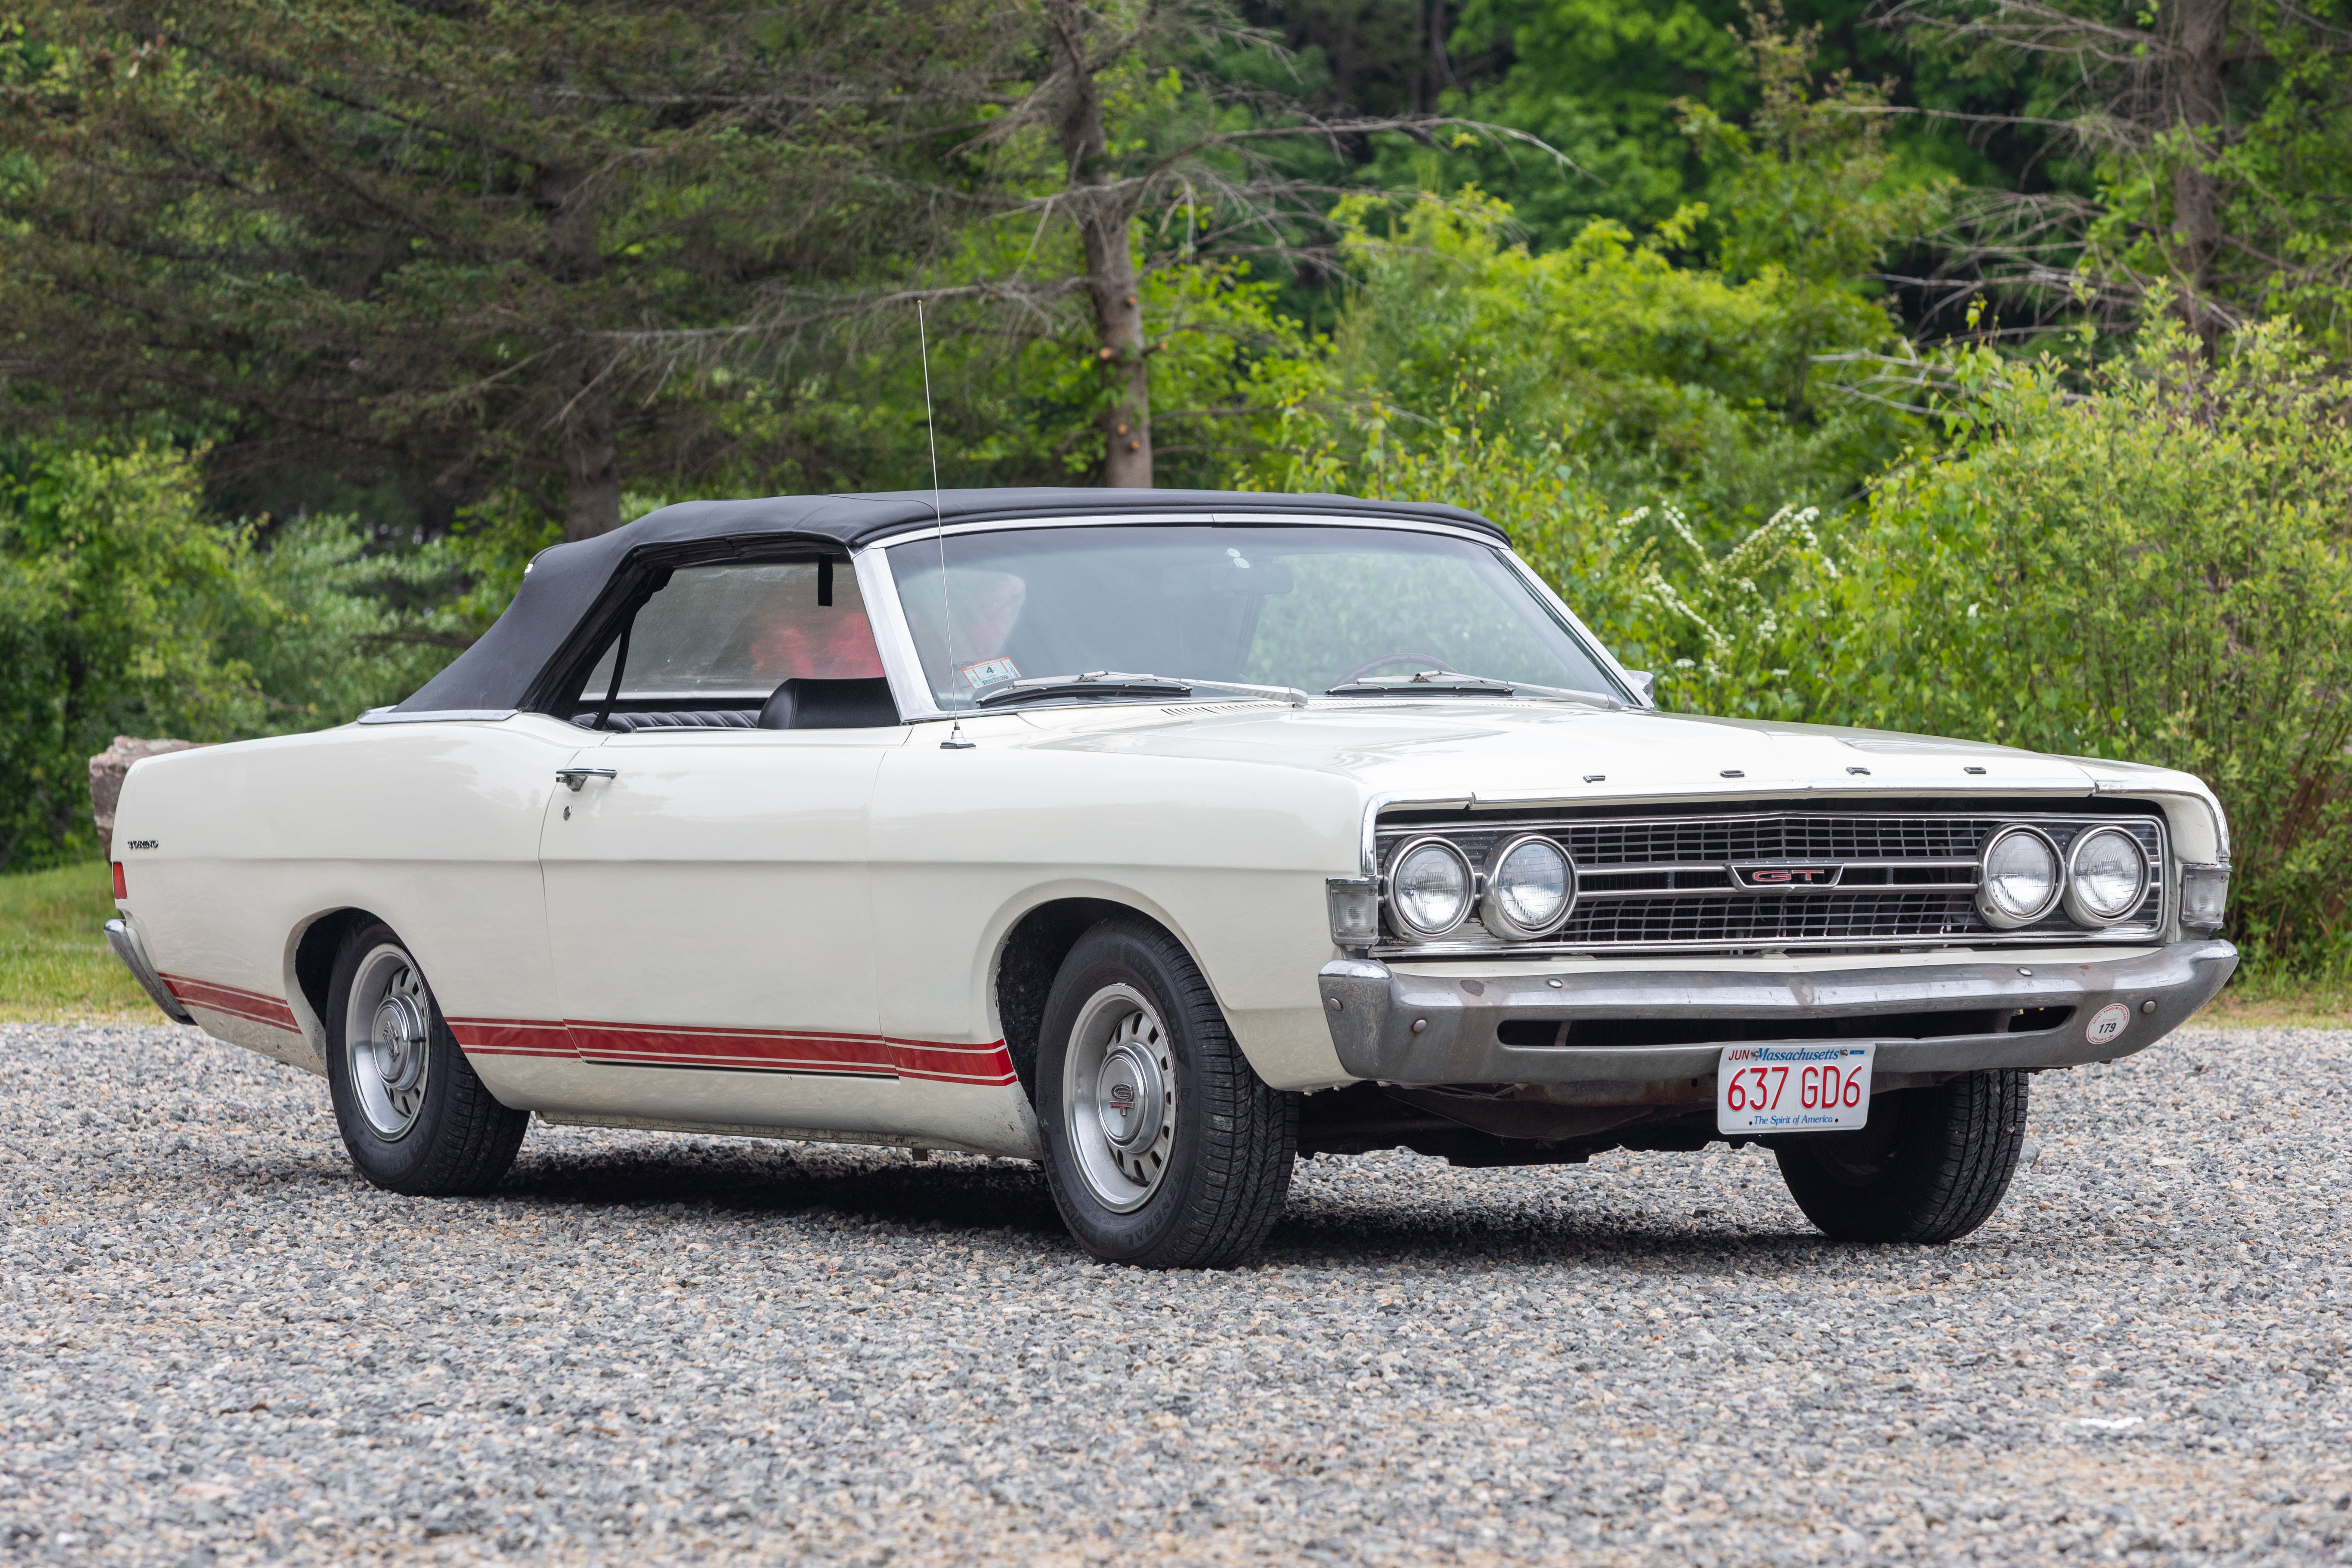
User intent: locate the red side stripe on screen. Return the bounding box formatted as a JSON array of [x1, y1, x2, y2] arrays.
[[161, 977, 1019, 1088], [443, 1017, 577, 1059], [158, 974, 301, 1033], [452, 1015, 1017, 1087]]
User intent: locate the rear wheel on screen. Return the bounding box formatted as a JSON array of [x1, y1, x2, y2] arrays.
[[1036, 917, 1297, 1268], [325, 921, 529, 1196], [1774, 1070, 2029, 1244]]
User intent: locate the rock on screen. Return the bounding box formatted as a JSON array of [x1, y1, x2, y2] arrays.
[[88, 736, 202, 841]]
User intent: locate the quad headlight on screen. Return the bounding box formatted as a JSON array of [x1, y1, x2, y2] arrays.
[[1388, 838, 1473, 939], [1480, 835, 1575, 940], [2064, 826, 2150, 926], [1976, 826, 2061, 928]]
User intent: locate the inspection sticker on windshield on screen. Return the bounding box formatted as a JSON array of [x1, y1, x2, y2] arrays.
[[1717, 1043, 1874, 1135], [960, 658, 1019, 689]]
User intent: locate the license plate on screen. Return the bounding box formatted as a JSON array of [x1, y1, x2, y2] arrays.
[[1717, 1043, 1875, 1135]]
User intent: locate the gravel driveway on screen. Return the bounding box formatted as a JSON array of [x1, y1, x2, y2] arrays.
[[3, 1021, 2347, 1565]]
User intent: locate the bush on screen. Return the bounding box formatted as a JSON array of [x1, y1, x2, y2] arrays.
[[1243, 393, 1842, 720], [0, 440, 462, 870], [1818, 319, 2352, 972]]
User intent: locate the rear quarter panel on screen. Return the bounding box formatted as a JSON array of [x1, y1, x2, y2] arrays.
[[112, 716, 585, 1079]]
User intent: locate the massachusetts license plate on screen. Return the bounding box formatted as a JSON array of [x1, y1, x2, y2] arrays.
[[1717, 1043, 1875, 1135]]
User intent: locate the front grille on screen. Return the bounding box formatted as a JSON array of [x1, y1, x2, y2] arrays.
[[1372, 804, 2167, 955]]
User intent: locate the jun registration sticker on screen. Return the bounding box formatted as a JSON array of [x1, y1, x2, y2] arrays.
[[1717, 1043, 1875, 1135]]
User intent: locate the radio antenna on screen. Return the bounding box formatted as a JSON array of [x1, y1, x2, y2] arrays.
[[918, 297, 973, 748]]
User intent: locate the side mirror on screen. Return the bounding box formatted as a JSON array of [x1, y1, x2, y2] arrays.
[[1624, 669, 1657, 706]]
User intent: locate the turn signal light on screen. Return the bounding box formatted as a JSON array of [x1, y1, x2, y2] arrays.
[[112, 862, 127, 899]]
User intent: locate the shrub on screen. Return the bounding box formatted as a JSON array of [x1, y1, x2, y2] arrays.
[[1822, 319, 2352, 972], [0, 440, 463, 869]]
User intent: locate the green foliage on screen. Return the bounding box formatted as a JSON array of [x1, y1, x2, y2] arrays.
[[1242, 392, 1841, 717], [2080, 3, 2352, 358], [0, 440, 464, 870], [0, 443, 258, 867], [1287, 187, 1924, 532], [1817, 319, 2352, 970]]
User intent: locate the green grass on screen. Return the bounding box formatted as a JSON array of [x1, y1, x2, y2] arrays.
[[2195, 969, 2352, 1030], [0, 862, 155, 1022]]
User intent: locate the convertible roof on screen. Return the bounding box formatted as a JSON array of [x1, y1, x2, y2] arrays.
[[393, 487, 1508, 713]]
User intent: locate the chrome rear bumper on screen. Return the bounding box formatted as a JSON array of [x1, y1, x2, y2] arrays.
[[1317, 940, 2237, 1088], [105, 918, 195, 1025]]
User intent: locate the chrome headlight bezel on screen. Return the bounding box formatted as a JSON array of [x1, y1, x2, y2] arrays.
[[1976, 825, 2062, 929], [1479, 834, 1576, 941], [2063, 825, 2151, 927], [1385, 836, 1474, 940]]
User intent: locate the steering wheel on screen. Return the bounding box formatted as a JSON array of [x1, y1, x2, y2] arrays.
[[1340, 653, 1452, 684]]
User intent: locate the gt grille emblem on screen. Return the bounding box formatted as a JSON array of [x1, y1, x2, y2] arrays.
[[1729, 864, 1843, 890]]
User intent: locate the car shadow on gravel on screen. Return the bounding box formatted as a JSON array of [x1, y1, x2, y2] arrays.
[[496, 1143, 1073, 1240], [488, 1140, 1870, 1269], [1261, 1210, 1872, 1271]]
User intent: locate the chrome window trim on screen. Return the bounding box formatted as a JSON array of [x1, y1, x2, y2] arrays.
[[872, 510, 1493, 545], [357, 708, 519, 725], [1488, 547, 1648, 708], [852, 542, 942, 722]]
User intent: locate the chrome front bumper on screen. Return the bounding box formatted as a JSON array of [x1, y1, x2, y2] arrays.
[[1317, 940, 2238, 1088]]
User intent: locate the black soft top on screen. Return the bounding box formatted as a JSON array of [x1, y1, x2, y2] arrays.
[[393, 487, 1507, 714]]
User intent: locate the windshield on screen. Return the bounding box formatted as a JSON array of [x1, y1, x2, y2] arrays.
[[885, 523, 1625, 711]]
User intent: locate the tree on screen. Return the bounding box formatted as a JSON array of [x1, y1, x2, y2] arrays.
[[0, 3, 991, 538], [1890, 0, 2352, 355], [789, 0, 1556, 488]]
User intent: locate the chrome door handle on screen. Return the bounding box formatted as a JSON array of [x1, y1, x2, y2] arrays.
[[555, 767, 618, 792]]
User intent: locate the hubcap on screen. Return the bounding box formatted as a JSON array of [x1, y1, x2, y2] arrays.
[[345, 943, 434, 1141], [1063, 984, 1177, 1212]]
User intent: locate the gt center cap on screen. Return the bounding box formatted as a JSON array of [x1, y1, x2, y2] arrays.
[[372, 993, 430, 1093], [1096, 1039, 1166, 1156]]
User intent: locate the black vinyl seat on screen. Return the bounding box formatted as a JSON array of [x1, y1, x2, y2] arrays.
[[757, 677, 901, 730], [568, 679, 900, 733], [570, 709, 758, 733]]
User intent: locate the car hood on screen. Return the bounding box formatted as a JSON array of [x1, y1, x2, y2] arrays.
[[1002, 697, 2207, 811]]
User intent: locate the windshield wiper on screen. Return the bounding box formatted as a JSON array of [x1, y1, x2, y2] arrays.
[[1325, 669, 1621, 707], [972, 671, 1310, 709]]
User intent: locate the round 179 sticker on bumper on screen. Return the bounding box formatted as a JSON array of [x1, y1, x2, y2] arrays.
[[1717, 1043, 1876, 1135]]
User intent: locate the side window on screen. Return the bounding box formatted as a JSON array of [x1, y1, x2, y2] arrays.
[[579, 560, 884, 703]]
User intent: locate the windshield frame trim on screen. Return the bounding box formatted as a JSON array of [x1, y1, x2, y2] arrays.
[[1491, 546, 1647, 708], [867, 513, 1633, 721]]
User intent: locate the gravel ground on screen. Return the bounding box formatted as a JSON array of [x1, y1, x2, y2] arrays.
[[2, 1023, 2348, 1567]]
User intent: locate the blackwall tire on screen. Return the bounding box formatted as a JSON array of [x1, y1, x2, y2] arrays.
[[324, 921, 529, 1197], [1036, 916, 1297, 1268], [1774, 1070, 2030, 1244]]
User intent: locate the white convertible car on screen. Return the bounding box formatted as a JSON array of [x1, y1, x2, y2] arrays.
[[103, 489, 2237, 1267]]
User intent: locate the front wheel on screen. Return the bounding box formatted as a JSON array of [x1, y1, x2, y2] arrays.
[[1774, 1070, 2029, 1244], [1036, 917, 1297, 1268], [325, 921, 530, 1196]]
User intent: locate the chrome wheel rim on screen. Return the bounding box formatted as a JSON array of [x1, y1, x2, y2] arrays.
[[345, 943, 433, 1141], [1062, 984, 1177, 1213]]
